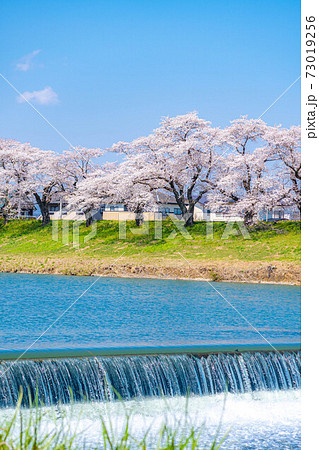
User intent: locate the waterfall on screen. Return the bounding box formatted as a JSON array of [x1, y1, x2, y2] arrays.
[[0, 351, 300, 407]]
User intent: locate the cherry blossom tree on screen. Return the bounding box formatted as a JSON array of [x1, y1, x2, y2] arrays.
[[0, 116, 301, 229], [65, 164, 115, 226], [56, 146, 105, 225], [67, 160, 156, 227], [0, 139, 37, 223], [27, 150, 64, 225], [0, 139, 18, 222], [110, 112, 224, 227], [0, 139, 65, 225], [206, 117, 274, 226], [265, 125, 301, 213], [104, 160, 157, 226], [59, 146, 105, 190]]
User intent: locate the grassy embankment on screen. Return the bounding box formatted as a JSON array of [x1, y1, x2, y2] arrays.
[[0, 219, 300, 284]]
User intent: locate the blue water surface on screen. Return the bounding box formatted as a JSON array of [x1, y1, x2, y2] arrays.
[[0, 273, 300, 350]]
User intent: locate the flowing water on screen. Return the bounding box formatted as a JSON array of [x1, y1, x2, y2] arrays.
[[0, 273, 300, 349], [0, 273, 301, 448], [0, 391, 301, 449], [0, 352, 300, 407]]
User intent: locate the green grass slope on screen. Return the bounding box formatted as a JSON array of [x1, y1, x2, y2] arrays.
[[0, 219, 300, 261], [0, 219, 300, 283]]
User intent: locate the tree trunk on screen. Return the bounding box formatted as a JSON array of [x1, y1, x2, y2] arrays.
[[170, 187, 195, 227], [184, 211, 194, 227], [183, 204, 195, 227], [135, 205, 144, 226], [83, 209, 93, 227], [291, 176, 301, 214], [1, 204, 9, 225], [243, 210, 254, 227], [85, 210, 93, 227], [34, 193, 50, 226], [1, 194, 9, 225], [1, 211, 8, 225], [168, 179, 202, 227]]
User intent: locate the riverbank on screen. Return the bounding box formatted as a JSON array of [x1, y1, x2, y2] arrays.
[[0, 219, 301, 285], [0, 254, 300, 284]]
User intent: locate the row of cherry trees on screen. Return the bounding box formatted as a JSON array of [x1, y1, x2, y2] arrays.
[[0, 114, 301, 227]]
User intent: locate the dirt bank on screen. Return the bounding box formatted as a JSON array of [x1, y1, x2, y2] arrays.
[[0, 254, 300, 285]]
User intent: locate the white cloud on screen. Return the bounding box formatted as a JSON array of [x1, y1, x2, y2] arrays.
[[16, 50, 41, 71], [17, 86, 59, 105]]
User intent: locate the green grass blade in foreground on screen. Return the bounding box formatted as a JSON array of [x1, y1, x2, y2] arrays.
[[0, 388, 229, 448]]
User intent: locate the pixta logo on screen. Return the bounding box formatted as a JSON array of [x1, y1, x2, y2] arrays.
[[52, 218, 97, 248]]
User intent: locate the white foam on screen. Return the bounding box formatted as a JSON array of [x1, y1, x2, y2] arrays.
[[0, 390, 300, 449]]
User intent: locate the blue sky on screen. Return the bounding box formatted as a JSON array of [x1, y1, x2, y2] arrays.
[[0, 0, 300, 155]]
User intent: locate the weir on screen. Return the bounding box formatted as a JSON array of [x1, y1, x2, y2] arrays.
[[0, 343, 301, 360], [0, 346, 301, 408]]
